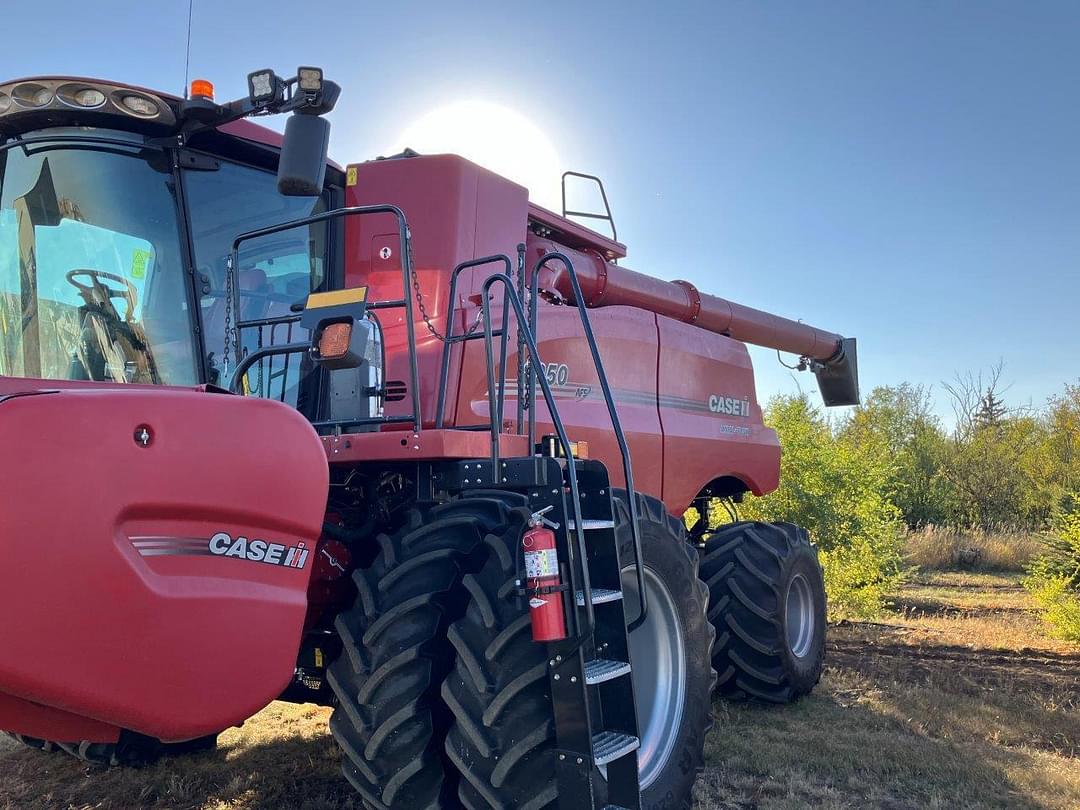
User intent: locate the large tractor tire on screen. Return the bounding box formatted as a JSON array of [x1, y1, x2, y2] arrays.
[[2, 730, 217, 767], [442, 492, 714, 809], [327, 494, 528, 810], [699, 521, 826, 703]]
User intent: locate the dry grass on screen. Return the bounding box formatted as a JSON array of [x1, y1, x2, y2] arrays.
[[903, 526, 1043, 572], [695, 572, 1080, 810], [1, 573, 1076, 809]]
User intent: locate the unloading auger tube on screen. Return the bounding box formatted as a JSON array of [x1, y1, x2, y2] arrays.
[[538, 255, 860, 406]]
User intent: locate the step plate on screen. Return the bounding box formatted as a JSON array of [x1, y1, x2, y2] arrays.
[[583, 658, 632, 685], [566, 519, 616, 530], [592, 731, 640, 766], [575, 588, 623, 606]]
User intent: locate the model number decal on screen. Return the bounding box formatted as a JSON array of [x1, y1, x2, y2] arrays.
[[209, 532, 310, 569], [542, 362, 570, 387], [708, 395, 751, 417]]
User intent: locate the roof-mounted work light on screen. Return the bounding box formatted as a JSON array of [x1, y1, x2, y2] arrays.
[[247, 69, 282, 105], [297, 67, 323, 93]]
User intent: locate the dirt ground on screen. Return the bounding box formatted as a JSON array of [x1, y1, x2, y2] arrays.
[[1, 572, 1077, 810]]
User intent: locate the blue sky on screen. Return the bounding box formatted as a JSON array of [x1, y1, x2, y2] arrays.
[[4, 1, 1077, 423]]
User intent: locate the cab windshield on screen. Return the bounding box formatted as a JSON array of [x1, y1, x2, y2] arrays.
[[0, 135, 198, 384]]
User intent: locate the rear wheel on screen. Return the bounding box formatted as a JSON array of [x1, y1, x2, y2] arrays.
[[442, 492, 714, 809], [327, 494, 528, 810], [699, 521, 826, 702]]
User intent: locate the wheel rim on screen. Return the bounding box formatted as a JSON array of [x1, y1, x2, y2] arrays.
[[619, 564, 686, 791], [786, 572, 815, 658]]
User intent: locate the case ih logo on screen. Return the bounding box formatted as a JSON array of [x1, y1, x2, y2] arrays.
[[131, 533, 310, 569], [708, 395, 751, 417]]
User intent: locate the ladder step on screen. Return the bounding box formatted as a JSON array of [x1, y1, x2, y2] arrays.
[[575, 588, 623, 606], [584, 659, 632, 685], [566, 519, 616, 530], [592, 731, 640, 766]]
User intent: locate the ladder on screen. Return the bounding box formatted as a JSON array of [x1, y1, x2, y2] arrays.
[[439, 254, 648, 809]]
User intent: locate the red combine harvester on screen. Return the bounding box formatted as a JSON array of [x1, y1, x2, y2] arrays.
[[0, 68, 858, 809]]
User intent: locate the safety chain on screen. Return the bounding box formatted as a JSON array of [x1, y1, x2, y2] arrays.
[[408, 236, 486, 343], [222, 254, 234, 377]]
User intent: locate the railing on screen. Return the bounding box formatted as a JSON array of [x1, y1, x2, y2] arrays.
[[475, 274, 597, 638], [434, 255, 513, 429], [528, 252, 648, 630], [465, 252, 648, 631], [227, 205, 422, 433]]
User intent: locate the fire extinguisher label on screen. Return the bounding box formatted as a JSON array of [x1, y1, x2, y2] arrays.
[[528, 597, 548, 609], [524, 548, 559, 579]]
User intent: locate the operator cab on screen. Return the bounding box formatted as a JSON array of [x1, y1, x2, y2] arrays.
[[0, 71, 341, 407]]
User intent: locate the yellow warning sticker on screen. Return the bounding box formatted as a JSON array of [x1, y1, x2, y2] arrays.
[[346, 166, 358, 186], [131, 249, 152, 279], [314, 648, 324, 668], [306, 287, 367, 308]]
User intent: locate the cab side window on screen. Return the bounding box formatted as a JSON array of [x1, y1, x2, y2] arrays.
[[184, 159, 332, 402]]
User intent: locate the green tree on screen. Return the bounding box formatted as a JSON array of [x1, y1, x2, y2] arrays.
[[841, 384, 951, 528], [743, 394, 906, 617]]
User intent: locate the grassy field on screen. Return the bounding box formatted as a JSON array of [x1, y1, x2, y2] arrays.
[[1, 572, 1076, 810]]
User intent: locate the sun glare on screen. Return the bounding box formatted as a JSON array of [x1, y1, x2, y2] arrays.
[[393, 101, 563, 209]]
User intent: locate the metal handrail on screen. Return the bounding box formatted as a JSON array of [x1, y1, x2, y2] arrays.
[[479, 275, 595, 639], [229, 204, 423, 433], [561, 170, 617, 242], [434, 255, 513, 428], [529, 252, 649, 630]]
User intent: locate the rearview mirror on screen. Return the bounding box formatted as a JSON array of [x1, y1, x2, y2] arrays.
[[277, 113, 330, 196]]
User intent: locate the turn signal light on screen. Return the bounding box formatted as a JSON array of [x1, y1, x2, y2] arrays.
[[190, 79, 215, 100], [318, 323, 353, 359]]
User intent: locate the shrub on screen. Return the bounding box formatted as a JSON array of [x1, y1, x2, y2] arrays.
[[1024, 507, 1080, 641], [741, 394, 906, 618]]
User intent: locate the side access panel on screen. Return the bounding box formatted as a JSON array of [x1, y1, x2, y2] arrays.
[[656, 317, 780, 514], [0, 387, 328, 742]]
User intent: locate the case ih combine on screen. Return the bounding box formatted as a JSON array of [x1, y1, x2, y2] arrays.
[[0, 68, 858, 809]]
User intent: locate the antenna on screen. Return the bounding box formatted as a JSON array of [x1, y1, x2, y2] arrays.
[[183, 0, 194, 99]]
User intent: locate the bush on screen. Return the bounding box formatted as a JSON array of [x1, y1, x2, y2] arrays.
[[1025, 577, 1080, 642], [1024, 507, 1080, 641], [740, 394, 906, 618]]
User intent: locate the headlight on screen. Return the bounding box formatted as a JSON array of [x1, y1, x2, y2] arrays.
[[119, 94, 159, 118], [57, 84, 107, 109], [73, 88, 106, 107], [12, 83, 53, 108], [0, 93, 10, 114]]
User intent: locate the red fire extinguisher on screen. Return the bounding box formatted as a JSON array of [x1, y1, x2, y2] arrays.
[[523, 510, 567, 642]]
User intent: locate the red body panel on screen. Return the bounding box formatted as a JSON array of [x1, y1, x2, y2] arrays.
[[339, 153, 782, 511], [0, 386, 327, 742]]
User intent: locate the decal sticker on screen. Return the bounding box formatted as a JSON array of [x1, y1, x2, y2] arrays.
[[708, 394, 751, 417], [525, 548, 560, 579], [346, 166, 358, 186], [130, 533, 310, 569], [130, 248, 152, 280], [529, 597, 548, 609], [542, 362, 570, 387]]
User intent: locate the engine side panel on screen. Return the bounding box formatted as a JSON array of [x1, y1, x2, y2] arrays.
[[452, 303, 664, 497], [656, 317, 780, 513], [0, 386, 328, 741]]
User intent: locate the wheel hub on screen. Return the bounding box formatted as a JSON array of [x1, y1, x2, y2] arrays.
[[786, 572, 816, 658], [621, 564, 686, 790]]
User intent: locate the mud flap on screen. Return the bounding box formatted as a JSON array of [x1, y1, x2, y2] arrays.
[[0, 386, 328, 742]]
